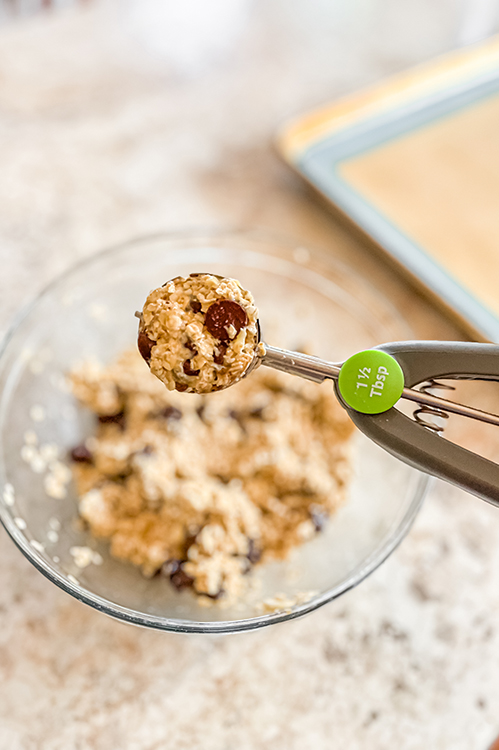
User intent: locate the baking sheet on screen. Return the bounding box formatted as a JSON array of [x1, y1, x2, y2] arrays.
[[277, 37, 499, 342]]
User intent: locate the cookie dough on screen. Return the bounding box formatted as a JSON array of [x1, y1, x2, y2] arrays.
[[70, 348, 354, 604], [138, 274, 260, 394]]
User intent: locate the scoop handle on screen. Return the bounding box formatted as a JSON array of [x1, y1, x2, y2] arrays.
[[336, 341, 499, 506]]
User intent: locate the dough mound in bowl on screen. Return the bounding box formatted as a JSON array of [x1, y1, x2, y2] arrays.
[[70, 348, 354, 606]]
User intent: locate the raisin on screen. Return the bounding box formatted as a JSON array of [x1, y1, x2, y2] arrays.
[[160, 406, 182, 420], [190, 299, 202, 313], [70, 444, 93, 463], [137, 329, 156, 364], [175, 383, 188, 392], [205, 300, 248, 341]]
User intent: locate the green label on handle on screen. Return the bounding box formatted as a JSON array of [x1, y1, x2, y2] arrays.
[[338, 350, 404, 414]]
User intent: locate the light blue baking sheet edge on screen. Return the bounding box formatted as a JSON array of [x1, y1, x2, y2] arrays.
[[297, 65, 499, 342]]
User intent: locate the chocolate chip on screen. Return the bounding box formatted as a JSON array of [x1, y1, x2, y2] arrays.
[[310, 507, 328, 532], [137, 329, 156, 364], [249, 407, 265, 419], [190, 299, 202, 313], [205, 300, 248, 341], [160, 406, 182, 420], [70, 444, 93, 463], [182, 531, 199, 556], [162, 559, 194, 591], [175, 383, 188, 392], [247, 539, 261, 565], [111, 470, 132, 484], [98, 411, 126, 430], [213, 341, 228, 365], [203, 588, 225, 600], [183, 360, 200, 377], [242, 558, 252, 575]]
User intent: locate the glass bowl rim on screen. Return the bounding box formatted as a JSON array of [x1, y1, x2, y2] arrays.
[[0, 227, 429, 633]]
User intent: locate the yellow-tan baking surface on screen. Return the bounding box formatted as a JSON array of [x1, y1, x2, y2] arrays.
[[338, 92, 499, 317]]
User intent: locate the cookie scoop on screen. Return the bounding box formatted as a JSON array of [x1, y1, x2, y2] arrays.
[[141, 274, 499, 504], [137, 273, 261, 393]]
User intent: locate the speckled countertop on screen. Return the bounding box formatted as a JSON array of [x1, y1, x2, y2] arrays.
[[1, 2, 499, 749]]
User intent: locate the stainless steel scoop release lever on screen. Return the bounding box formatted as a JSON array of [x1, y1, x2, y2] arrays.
[[259, 341, 499, 507]]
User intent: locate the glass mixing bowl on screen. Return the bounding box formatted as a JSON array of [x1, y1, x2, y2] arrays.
[[0, 229, 428, 633]]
